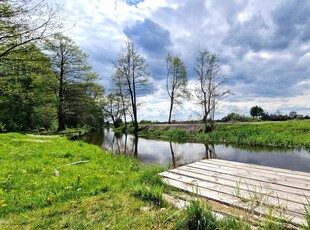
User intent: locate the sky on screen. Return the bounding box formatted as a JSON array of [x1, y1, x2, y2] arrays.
[[50, 0, 310, 121]]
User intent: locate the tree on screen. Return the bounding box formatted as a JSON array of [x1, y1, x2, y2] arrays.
[[194, 49, 230, 132], [110, 69, 131, 128], [112, 40, 151, 136], [289, 111, 297, 119], [250, 106, 264, 118], [45, 33, 100, 131], [103, 93, 123, 128], [0, 43, 56, 131], [165, 53, 188, 123], [0, 0, 62, 59]]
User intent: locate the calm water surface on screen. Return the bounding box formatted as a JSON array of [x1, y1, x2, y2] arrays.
[[84, 128, 310, 172]]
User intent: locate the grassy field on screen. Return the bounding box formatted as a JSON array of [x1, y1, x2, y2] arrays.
[[1, 132, 308, 229], [139, 120, 310, 149], [0, 133, 174, 229], [0, 132, 255, 229]]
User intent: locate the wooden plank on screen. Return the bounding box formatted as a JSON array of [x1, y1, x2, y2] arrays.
[[191, 161, 310, 191], [161, 176, 307, 227], [206, 159, 310, 178], [161, 171, 306, 216], [196, 160, 310, 185], [168, 166, 310, 205], [179, 164, 310, 198], [160, 159, 310, 227], [202, 159, 310, 183]]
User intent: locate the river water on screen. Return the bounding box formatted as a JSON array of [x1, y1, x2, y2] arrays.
[[84, 128, 310, 172]]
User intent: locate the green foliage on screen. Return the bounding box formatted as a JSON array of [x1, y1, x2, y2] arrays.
[[132, 184, 165, 207], [175, 200, 217, 230], [304, 204, 310, 230], [250, 106, 264, 118], [0, 44, 56, 131], [222, 113, 257, 122], [45, 33, 105, 131]]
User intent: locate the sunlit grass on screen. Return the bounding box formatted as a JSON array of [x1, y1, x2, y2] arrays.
[[0, 133, 176, 229]]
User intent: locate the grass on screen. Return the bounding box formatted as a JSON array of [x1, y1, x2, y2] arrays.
[[174, 200, 251, 230], [139, 120, 310, 149], [0, 132, 178, 229], [1, 132, 307, 229]]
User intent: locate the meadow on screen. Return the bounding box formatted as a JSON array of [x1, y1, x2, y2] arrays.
[[0, 133, 172, 229], [1, 132, 309, 229]]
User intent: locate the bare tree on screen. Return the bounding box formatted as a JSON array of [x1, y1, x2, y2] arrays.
[[194, 49, 230, 132], [0, 0, 63, 59], [112, 40, 151, 136], [166, 53, 188, 123]]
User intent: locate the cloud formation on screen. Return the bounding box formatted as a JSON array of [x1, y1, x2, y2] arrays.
[[52, 0, 310, 121]]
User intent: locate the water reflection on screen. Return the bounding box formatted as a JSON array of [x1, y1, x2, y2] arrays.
[[84, 128, 310, 172]]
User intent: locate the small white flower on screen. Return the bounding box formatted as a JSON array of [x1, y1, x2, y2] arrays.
[[54, 169, 60, 177]]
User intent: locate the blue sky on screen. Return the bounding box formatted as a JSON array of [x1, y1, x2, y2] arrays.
[[51, 0, 310, 121]]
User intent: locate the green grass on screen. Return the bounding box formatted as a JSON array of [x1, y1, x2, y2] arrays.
[[0, 132, 177, 229], [139, 120, 310, 148], [1, 132, 303, 229]]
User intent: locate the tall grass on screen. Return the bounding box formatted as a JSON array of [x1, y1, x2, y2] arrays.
[[140, 120, 310, 148]]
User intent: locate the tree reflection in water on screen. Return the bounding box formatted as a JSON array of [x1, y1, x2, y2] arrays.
[[84, 128, 310, 172]]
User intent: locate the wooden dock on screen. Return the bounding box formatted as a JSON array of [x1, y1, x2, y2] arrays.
[[160, 159, 310, 227]]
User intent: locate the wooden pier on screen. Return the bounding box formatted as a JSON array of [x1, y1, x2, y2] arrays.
[[160, 159, 310, 227]]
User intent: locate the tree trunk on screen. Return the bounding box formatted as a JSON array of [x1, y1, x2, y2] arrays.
[[57, 62, 65, 131], [168, 93, 174, 124]]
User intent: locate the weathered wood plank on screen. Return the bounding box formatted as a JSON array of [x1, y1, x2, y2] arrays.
[[191, 161, 310, 191], [160, 159, 310, 228], [179, 164, 310, 197], [161, 176, 307, 227], [202, 159, 310, 183], [206, 159, 310, 178], [196, 160, 310, 185], [168, 166, 309, 205], [161, 171, 305, 216]]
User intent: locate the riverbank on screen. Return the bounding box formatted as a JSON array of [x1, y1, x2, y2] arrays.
[[138, 120, 310, 149], [1, 132, 259, 229]]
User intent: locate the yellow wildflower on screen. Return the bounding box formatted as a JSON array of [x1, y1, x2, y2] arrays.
[[1, 204, 7, 207]]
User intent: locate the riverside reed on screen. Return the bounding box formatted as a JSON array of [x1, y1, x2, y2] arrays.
[[139, 120, 310, 149]]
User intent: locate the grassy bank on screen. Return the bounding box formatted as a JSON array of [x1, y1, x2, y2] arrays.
[[0, 133, 172, 229], [139, 120, 310, 149], [0, 132, 257, 229]]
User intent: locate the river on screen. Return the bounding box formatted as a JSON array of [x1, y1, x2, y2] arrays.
[[84, 128, 310, 172]]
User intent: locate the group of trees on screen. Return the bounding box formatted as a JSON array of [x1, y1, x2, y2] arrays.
[[223, 106, 309, 122], [105, 41, 230, 133], [1, 1, 230, 134], [0, 0, 104, 132]]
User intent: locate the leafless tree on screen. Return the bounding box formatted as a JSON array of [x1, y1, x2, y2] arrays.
[[194, 49, 230, 132]]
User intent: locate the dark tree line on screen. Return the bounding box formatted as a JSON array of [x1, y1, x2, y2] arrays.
[[0, 1, 104, 132]]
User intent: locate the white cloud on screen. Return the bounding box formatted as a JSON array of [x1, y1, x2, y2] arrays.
[[51, 0, 310, 120]]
